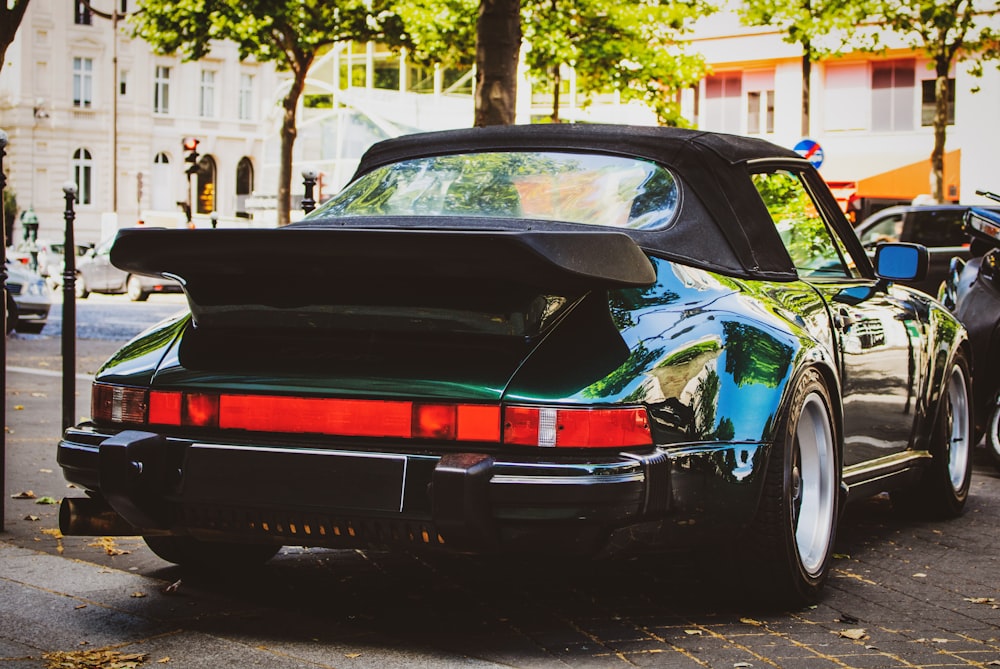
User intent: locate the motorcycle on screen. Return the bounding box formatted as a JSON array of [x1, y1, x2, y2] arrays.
[[940, 190, 1000, 468]]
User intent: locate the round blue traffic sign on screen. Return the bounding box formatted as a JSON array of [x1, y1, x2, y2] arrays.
[[793, 139, 824, 169]]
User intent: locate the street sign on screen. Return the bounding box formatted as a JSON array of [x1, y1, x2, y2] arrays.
[[793, 139, 824, 169]]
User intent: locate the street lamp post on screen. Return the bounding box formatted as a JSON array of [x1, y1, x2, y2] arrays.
[[62, 182, 78, 432], [302, 169, 318, 214]]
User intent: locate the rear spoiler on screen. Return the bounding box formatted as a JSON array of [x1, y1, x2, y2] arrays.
[[109, 226, 656, 320]]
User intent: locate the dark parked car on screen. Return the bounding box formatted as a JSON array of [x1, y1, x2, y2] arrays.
[[855, 204, 1000, 295], [5, 261, 51, 334], [58, 125, 972, 606], [75, 237, 182, 301]]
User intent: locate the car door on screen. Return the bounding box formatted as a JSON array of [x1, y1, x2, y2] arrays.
[[88, 240, 119, 291], [751, 168, 924, 467]]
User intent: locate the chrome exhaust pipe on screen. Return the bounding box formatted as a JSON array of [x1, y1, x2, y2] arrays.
[[59, 497, 139, 536]]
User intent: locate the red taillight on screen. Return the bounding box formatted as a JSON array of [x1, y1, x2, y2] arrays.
[[504, 406, 651, 448], [93, 383, 650, 448], [185, 393, 220, 428]]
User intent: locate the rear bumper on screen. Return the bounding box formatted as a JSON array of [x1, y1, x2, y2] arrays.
[[58, 425, 768, 556]]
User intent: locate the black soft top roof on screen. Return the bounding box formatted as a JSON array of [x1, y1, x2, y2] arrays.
[[337, 124, 816, 281]]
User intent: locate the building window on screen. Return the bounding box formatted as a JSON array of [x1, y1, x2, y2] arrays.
[[196, 155, 217, 214], [74, 1, 92, 25], [119, 69, 129, 96], [154, 66, 170, 114], [238, 73, 255, 121], [824, 62, 869, 131], [72, 148, 93, 205], [200, 69, 216, 118], [703, 73, 742, 133], [747, 90, 774, 135], [236, 157, 254, 218], [921, 78, 955, 126], [872, 59, 915, 132], [73, 57, 93, 108]]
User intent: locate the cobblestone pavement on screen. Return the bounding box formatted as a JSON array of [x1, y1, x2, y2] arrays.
[[3, 333, 1000, 668]]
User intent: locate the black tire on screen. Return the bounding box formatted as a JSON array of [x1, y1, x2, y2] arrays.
[[143, 535, 280, 570], [5, 295, 16, 335], [126, 274, 149, 302], [16, 320, 45, 334], [987, 392, 1000, 472], [892, 351, 973, 518], [75, 275, 89, 299], [748, 368, 839, 607]]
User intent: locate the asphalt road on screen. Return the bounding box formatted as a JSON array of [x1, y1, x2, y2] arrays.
[[3, 294, 1000, 668]]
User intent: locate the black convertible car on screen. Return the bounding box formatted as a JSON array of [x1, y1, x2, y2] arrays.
[[58, 125, 972, 605]]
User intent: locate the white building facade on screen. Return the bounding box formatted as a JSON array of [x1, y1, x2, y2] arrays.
[[0, 1, 282, 245]]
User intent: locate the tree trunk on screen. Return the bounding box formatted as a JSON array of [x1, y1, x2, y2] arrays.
[[0, 0, 31, 73], [277, 65, 308, 227], [474, 0, 521, 127], [551, 65, 561, 123], [930, 67, 949, 203]]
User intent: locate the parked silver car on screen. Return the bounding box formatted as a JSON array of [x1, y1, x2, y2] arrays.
[[76, 237, 182, 301], [5, 261, 51, 334]]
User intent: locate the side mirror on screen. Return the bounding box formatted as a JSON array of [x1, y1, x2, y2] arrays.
[[874, 242, 928, 283]]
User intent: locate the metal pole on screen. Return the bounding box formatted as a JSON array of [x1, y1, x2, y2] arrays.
[[62, 182, 78, 432], [1, 128, 9, 532], [302, 169, 318, 214]]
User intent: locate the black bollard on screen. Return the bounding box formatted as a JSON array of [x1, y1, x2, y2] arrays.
[[301, 169, 318, 214], [61, 182, 78, 432], [1, 128, 8, 531]]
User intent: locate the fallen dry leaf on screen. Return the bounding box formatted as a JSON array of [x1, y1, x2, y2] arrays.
[[40, 527, 65, 554], [684, 629, 703, 636], [156, 658, 170, 664], [839, 629, 868, 640], [13, 404, 24, 410], [24, 515, 40, 522], [964, 597, 996, 605], [11, 490, 36, 499], [43, 648, 148, 669], [130, 591, 147, 598], [161, 579, 182, 595], [345, 653, 362, 659], [88, 537, 130, 557], [912, 573, 928, 578], [36, 496, 59, 505]]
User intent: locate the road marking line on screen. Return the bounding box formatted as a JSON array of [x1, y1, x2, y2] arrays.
[[6, 366, 93, 381]]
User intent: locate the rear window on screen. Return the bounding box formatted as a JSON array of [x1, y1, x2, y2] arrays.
[[314, 151, 681, 230]]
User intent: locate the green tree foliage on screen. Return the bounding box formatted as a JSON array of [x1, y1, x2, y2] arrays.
[[400, 0, 714, 126], [874, 0, 1000, 202], [522, 0, 714, 125], [131, 0, 404, 225], [0, 0, 31, 73], [396, 0, 478, 70], [739, 0, 875, 136]]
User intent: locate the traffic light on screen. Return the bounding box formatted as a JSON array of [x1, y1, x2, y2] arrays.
[[183, 137, 200, 175]]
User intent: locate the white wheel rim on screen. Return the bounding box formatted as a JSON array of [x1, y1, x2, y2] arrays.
[[945, 365, 971, 491], [793, 392, 836, 577], [989, 398, 1000, 461]]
